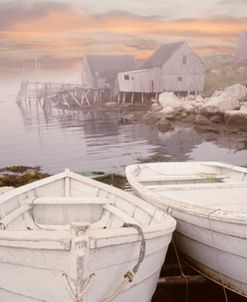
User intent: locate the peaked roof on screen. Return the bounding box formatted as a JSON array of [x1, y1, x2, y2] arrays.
[[142, 41, 185, 68], [85, 55, 136, 78]]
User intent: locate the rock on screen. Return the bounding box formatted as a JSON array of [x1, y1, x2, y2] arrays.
[[209, 114, 224, 124], [143, 112, 161, 124], [201, 95, 240, 114], [156, 118, 173, 132], [21, 169, 38, 177], [222, 84, 247, 102], [105, 101, 118, 107], [180, 112, 188, 119], [181, 114, 195, 123], [156, 117, 171, 127], [151, 103, 162, 112], [182, 103, 194, 113], [194, 115, 211, 125], [211, 90, 222, 97], [225, 110, 247, 128], [240, 103, 247, 112], [158, 92, 183, 109]]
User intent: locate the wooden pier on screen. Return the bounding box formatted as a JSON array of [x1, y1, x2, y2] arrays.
[[16, 81, 111, 109]]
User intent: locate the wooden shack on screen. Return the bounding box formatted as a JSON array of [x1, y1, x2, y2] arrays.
[[118, 41, 205, 98], [236, 32, 247, 63], [81, 55, 136, 94]]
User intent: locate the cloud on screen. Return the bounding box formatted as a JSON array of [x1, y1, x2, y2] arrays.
[[0, 1, 246, 74], [0, 1, 71, 30]]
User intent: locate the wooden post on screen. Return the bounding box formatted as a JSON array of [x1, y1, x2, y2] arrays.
[[84, 90, 90, 106], [123, 92, 126, 104], [131, 93, 134, 104], [141, 92, 144, 104], [68, 90, 82, 107]]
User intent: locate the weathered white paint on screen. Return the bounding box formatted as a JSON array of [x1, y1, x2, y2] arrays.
[[117, 68, 162, 93], [0, 170, 176, 302], [118, 42, 205, 94], [161, 42, 204, 93], [0, 187, 14, 195], [126, 161, 247, 298]]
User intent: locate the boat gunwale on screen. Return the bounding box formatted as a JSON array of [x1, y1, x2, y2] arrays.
[[126, 162, 247, 224], [0, 170, 176, 248]]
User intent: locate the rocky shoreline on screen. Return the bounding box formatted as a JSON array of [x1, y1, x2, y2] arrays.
[[0, 166, 50, 189], [142, 83, 247, 133]]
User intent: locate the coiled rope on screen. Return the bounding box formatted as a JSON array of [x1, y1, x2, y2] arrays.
[[106, 223, 146, 302]]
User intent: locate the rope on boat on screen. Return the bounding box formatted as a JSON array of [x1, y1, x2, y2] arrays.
[[63, 272, 95, 302], [197, 172, 218, 179], [106, 223, 146, 302], [172, 237, 189, 302]]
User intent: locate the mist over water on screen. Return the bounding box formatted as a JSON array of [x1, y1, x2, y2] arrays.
[[1, 77, 247, 174]]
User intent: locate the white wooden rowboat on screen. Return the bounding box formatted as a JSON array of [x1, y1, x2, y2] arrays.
[[0, 169, 176, 302], [125, 161, 247, 297]]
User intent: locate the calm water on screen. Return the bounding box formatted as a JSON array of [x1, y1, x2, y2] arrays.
[[1, 88, 247, 174]]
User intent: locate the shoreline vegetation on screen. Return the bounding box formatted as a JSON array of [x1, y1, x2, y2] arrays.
[[0, 166, 50, 188]]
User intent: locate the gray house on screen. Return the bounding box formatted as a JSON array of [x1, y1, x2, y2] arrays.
[[81, 55, 136, 93], [118, 41, 205, 96], [236, 32, 247, 63]]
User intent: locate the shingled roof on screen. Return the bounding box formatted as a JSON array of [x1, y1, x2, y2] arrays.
[[84, 55, 136, 89], [142, 41, 185, 68]]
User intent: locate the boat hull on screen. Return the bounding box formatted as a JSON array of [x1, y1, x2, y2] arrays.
[[130, 184, 247, 298], [125, 161, 247, 297], [0, 227, 173, 302]]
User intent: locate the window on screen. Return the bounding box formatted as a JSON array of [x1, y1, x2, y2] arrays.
[[182, 55, 187, 64], [124, 75, 130, 80], [178, 76, 183, 82]]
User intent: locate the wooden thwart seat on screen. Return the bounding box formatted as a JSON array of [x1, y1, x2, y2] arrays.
[[24, 197, 112, 205]]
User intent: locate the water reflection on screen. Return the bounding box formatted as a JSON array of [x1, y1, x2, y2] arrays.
[[0, 97, 247, 174]]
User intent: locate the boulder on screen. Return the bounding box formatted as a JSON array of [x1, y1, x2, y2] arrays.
[[182, 103, 194, 113], [209, 114, 224, 124], [158, 107, 178, 120], [158, 92, 183, 109], [21, 169, 38, 177], [225, 110, 247, 128], [201, 95, 240, 114], [105, 101, 118, 107], [222, 84, 247, 102], [194, 114, 211, 125], [151, 103, 162, 112], [240, 103, 247, 112], [182, 114, 196, 123], [156, 118, 173, 132], [143, 112, 162, 124]]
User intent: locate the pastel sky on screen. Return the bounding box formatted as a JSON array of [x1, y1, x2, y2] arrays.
[[1, 0, 247, 76]]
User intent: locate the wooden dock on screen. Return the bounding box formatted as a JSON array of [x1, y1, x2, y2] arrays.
[[16, 81, 111, 109]]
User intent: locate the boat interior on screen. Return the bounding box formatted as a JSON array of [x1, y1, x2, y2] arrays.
[[134, 162, 247, 186], [0, 172, 166, 232], [155, 185, 247, 212]]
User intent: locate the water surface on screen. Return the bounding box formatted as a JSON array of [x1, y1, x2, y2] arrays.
[[1, 87, 247, 174]]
